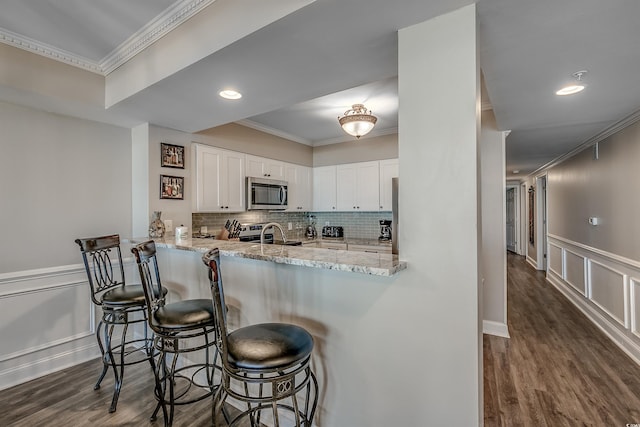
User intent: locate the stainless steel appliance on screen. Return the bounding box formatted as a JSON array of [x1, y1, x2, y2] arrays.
[[238, 222, 302, 245], [321, 226, 344, 238], [379, 220, 392, 241], [246, 177, 288, 210]]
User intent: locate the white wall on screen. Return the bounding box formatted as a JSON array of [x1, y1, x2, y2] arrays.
[[398, 5, 481, 425], [480, 110, 508, 337], [0, 101, 132, 389]]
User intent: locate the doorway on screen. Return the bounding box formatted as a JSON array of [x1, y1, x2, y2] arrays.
[[505, 186, 518, 253], [535, 175, 548, 271]]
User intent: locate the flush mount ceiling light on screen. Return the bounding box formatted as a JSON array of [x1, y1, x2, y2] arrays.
[[219, 89, 242, 100], [556, 70, 587, 96], [338, 104, 378, 139]]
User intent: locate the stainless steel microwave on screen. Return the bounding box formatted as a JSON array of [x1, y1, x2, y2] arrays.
[[247, 177, 288, 210]]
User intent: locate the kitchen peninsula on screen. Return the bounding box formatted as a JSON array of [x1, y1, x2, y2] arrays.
[[127, 236, 406, 425], [130, 236, 406, 276]]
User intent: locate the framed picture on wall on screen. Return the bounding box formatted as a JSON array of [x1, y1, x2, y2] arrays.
[[160, 175, 184, 200], [161, 143, 185, 168]]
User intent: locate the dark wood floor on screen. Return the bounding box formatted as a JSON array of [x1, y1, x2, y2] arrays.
[[484, 252, 640, 426], [3, 253, 640, 426]]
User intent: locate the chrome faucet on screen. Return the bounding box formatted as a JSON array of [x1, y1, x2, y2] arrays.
[[260, 222, 287, 244]]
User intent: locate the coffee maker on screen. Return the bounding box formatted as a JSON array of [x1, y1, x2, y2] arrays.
[[379, 220, 392, 241]]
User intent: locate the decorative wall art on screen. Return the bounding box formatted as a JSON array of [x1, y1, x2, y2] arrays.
[[161, 143, 185, 168], [160, 175, 184, 200]]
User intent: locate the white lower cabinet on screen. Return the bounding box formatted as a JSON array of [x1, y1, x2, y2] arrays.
[[194, 144, 245, 212]]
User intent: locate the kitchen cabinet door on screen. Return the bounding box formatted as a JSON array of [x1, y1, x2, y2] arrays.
[[312, 166, 337, 211], [194, 144, 245, 212], [285, 163, 312, 211], [379, 159, 399, 211], [336, 161, 380, 211], [245, 154, 285, 180]]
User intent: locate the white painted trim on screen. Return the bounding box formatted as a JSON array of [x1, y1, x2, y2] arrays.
[[547, 273, 640, 366], [482, 320, 510, 338], [0, 0, 217, 76], [587, 259, 628, 327], [0, 342, 99, 392], [101, 0, 217, 74], [526, 107, 640, 180], [549, 233, 640, 270], [631, 277, 640, 339], [526, 255, 537, 270], [563, 248, 586, 296], [547, 241, 564, 279], [237, 119, 313, 146], [0, 263, 85, 283]]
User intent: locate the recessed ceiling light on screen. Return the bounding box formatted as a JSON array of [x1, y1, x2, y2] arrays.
[[219, 89, 242, 100], [556, 70, 587, 96], [513, 170, 520, 174]]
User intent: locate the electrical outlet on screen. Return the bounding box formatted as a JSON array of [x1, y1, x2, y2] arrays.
[[288, 222, 293, 230], [325, 221, 330, 226]]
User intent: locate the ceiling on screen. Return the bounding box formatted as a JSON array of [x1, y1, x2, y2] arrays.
[[1, 0, 639, 180]]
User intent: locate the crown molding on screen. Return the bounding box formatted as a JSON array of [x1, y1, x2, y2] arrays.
[[0, 27, 102, 74], [527, 107, 640, 179], [100, 0, 217, 75], [313, 126, 399, 146], [0, 0, 216, 76], [236, 119, 313, 146]]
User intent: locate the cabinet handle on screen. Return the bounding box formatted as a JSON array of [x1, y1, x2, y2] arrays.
[[380, 206, 383, 209], [332, 207, 336, 210], [353, 206, 356, 209]]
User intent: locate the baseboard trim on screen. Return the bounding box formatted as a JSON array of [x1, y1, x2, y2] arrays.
[[0, 343, 100, 391], [483, 320, 510, 338], [526, 256, 538, 270], [547, 273, 640, 366]]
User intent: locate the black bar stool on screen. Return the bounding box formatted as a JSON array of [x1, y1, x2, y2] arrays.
[[202, 248, 319, 426], [75, 234, 163, 413], [131, 240, 219, 427]]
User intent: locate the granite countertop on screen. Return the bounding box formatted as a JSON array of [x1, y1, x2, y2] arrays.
[[128, 237, 406, 277]]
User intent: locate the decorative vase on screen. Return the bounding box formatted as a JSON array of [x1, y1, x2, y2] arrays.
[[149, 211, 166, 238]]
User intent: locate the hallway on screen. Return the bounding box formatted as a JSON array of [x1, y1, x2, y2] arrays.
[[484, 253, 640, 426]]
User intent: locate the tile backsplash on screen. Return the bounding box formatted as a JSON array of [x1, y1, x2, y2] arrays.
[[192, 211, 392, 240]]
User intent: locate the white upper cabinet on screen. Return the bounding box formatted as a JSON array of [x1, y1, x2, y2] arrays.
[[313, 165, 337, 211], [194, 144, 245, 212], [379, 159, 399, 211], [285, 163, 312, 211], [336, 161, 380, 211], [245, 154, 285, 180]]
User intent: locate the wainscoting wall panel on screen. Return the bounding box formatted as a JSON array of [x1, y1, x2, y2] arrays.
[[588, 260, 627, 327], [546, 234, 640, 364], [631, 278, 640, 340], [0, 264, 100, 390], [548, 243, 563, 279], [565, 249, 586, 295]]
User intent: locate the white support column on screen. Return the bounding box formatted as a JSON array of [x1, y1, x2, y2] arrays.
[[398, 4, 481, 425]]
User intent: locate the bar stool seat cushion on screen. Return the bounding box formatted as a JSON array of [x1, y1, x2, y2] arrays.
[[227, 323, 314, 370], [152, 299, 214, 330], [102, 285, 167, 307]]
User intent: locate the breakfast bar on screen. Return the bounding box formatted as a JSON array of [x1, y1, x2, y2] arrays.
[[125, 237, 406, 425]]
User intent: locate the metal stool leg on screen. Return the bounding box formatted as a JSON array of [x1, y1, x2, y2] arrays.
[[93, 319, 108, 390]]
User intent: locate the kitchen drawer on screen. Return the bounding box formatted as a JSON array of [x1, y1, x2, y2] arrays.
[[348, 244, 392, 254], [317, 242, 347, 250]]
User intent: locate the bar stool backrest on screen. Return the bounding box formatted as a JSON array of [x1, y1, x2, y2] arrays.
[[202, 249, 231, 370], [131, 240, 166, 334], [75, 234, 126, 306]]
